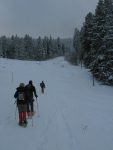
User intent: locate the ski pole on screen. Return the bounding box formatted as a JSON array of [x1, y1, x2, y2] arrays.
[[31, 111, 34, 127], [36, 98, 40, 117], [15, 105, 17, 120], [29, 101, 34, 127]]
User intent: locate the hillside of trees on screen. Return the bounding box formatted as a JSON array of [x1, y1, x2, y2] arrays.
[[0, 35, 67, 60], [73, 0, 113, 85]]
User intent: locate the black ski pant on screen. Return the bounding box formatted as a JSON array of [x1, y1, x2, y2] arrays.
[[27, 101, 34, 113], [41, 87, 44, 93]]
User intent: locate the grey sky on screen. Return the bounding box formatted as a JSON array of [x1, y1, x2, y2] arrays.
[[0, 0, 99, 38]]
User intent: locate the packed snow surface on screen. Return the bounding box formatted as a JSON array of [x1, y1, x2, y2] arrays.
[[0, 57, 113, 150]]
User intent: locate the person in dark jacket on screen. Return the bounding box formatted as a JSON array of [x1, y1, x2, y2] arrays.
[[14, 83, 27, 125], [40, 81, 45, 93], [25, 80, 38, 117]]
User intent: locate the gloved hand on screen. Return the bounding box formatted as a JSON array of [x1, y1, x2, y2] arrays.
[[35, 95, 38, 98]]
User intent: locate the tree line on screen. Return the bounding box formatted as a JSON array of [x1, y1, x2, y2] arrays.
[[73, 0, 113, 85], [0, 34, 65, 60]]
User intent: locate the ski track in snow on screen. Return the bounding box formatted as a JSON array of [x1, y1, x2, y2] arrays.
[[0, 57, 113, 150]]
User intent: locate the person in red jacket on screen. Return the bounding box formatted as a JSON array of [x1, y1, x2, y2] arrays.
[[14, 83, 27, 126]]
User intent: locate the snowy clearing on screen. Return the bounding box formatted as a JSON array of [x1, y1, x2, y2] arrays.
[[0, 57, 113, 150]]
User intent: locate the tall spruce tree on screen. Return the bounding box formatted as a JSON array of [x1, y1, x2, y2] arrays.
[[92, 0, 105, 54], [73, 28, 81, 63], [103, 0, 113, 54], [81, 12, 94, 57], [73, 28, 80, 53], [80, 12, 95, 67], [78, 0, 113, 84], [24, 34, 33, 59]]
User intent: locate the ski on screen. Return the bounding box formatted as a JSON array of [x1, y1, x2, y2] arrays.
[[18, 122, 28, 128], [18, 124, 27, 128]]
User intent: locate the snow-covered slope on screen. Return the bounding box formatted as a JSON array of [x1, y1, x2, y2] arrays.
[[0, 57, 113, 150]]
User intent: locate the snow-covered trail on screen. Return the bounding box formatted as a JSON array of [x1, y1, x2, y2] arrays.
[[0, 57, 113, 150]]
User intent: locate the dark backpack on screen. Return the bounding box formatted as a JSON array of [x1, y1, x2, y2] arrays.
[[18, 92, 25, 101]]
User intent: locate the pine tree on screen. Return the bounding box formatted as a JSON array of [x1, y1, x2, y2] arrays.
[[91, 0, 113, 84], [80, 12, 95, 67], [6, 35, 16, 59], [35, 36, 44, 60], [92, 0, 105, 54], [81, 12, 94, 57], [103, 0, 113, 54], [73, 28, 80, 53], [73, 28, 81, 63], [24, 34, 33, 59], [79, 0, 113, 84], [1, 36, 8, 58]]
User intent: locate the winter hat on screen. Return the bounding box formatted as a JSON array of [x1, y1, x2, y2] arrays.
[[19, 83, 25, 87], [29, 80, 33, 84]]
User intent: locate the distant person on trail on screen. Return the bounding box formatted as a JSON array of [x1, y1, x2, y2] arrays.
[[25, 80, 38, 117], [14, 83, 27, 126], [40, 81, 45, 93]]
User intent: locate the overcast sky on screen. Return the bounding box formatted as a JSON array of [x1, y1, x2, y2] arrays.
[[0, 0, 99, 38]]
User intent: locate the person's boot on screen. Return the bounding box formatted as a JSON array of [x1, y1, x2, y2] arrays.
[[31, 111, 35, 116], [24, 120, 28, 124]]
